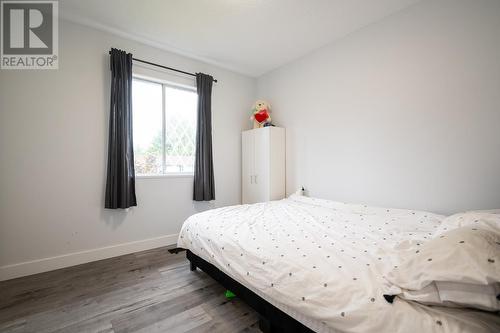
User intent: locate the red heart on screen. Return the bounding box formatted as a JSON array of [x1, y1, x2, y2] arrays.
[[254, 110, 269, 123]]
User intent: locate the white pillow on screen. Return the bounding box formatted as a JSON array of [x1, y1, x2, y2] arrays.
[[395, 281, 500, 311], [384, 217, 500, 311], [434, 212, 500, 236]]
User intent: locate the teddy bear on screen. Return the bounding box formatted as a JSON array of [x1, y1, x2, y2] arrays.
[[250, 100, 272, 129]]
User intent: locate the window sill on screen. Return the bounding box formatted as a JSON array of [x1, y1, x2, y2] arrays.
[[136, 174, 194, 180]]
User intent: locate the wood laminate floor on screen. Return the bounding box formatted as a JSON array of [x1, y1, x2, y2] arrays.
[[0, 246, 261, 333]]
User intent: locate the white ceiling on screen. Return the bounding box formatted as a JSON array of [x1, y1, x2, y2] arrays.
[[60, 0, 421, 77]]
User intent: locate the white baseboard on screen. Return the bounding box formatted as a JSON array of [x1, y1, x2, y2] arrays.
[[0, 233, 179, 281]]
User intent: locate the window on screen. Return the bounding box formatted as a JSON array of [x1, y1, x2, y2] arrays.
[[132, 77, 197, 176]]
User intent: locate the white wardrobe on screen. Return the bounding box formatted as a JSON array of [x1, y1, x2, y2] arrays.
[[242, 127, 286, 204]]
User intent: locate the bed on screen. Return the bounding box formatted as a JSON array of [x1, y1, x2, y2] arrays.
[[177, 195, 500, 333]]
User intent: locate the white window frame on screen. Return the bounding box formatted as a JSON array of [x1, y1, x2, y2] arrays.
[[132, 74, 197, 179]]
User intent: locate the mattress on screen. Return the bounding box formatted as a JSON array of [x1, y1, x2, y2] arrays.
[[177, 195, 500, 333]]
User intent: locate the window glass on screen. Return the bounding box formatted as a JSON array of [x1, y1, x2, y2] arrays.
[[132, 77, 197, 176], [132, 79, 163, 175], [164, 86, 197, 173]]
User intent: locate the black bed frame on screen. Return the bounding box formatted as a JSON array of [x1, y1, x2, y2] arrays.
[[186, 250, 315, 333]]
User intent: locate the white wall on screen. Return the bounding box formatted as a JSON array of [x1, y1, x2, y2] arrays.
[[0, 20, 255, 280], [257, 0, 500, 215]]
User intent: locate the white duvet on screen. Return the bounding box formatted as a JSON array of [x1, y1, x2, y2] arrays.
[[177, 195, 500, 333]]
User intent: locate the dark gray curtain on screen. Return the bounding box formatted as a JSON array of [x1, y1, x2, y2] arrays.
[[193, 73, 215, 201], [105, 48, 137, 209]]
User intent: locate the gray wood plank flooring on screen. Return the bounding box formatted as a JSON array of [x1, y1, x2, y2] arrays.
[[0, 246, 260, 333]]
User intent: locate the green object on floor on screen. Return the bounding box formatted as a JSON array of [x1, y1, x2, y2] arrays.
[[225, 290, 236, 300]]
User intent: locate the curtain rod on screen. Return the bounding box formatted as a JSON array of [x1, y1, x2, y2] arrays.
[[108, 50, 217, 83]]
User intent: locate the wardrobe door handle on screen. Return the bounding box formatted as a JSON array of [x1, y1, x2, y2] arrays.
[[250, 175, 253, 184], [255, 175, 258, 184]]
